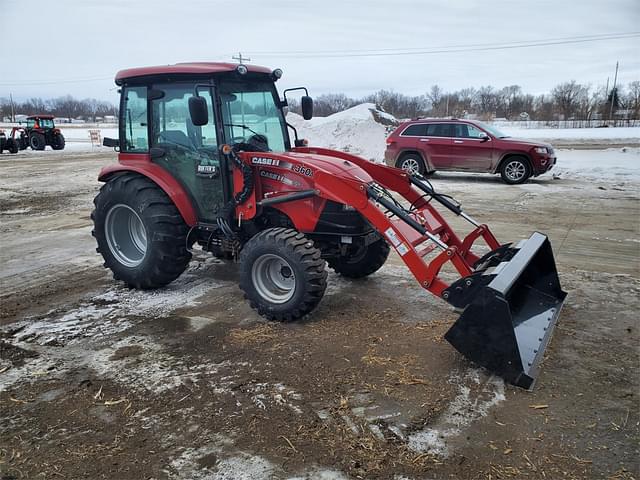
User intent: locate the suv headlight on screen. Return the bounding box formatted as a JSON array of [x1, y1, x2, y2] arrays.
[[534, 147, 548, 154]]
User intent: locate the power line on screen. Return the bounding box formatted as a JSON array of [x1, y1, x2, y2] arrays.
[[246, 32, 640, 55], [246, 32, 640, 58]]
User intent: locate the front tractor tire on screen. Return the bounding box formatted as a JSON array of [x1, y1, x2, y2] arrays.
[[29, 133, 46, 151], [51, 133, 65, 150], [328, 238, 390, 278], [92, 174, 191, 289], [239, 228, 328, 322]]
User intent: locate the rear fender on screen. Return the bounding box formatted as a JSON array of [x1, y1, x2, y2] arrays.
[[98, 160, 198, 226]]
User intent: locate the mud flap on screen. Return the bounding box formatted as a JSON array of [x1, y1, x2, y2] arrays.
[[444, 232, 567, 389]]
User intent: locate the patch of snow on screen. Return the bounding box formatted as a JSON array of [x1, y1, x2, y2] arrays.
[[15, 304, 132, 346], [165, 444, 276, 480], [407, 369, 505, 457]]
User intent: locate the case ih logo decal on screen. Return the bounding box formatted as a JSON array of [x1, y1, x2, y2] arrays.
[[251, 157, 280, 166], [259, 170, 301, 187], [251, 156, 314, 177]]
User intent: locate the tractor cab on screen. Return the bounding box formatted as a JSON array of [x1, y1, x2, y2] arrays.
[[26, 115, 56, 130], [106, 63, 311, 222]]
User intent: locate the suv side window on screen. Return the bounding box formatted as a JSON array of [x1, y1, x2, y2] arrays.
[[122, 86, 149, 152], [465, 124, 484, 138], [401, 124, 427, 136], [426, 123, 453, 137], [453, 123, 484, 139]]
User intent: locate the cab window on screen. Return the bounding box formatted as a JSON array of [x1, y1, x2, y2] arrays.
[[219, 80, 288, 152], [122, 86, 149, 152]]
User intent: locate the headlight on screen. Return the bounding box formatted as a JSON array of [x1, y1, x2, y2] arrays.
[[534, 147, 548, 154]]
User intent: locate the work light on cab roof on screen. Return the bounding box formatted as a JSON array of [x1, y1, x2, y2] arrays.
[[94, 61, 566, 390]]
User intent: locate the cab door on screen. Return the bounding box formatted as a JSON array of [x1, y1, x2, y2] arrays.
[[149, 83, 226, 222]]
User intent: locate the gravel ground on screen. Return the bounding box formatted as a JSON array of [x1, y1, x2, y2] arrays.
[[0, 150, 638, 479]]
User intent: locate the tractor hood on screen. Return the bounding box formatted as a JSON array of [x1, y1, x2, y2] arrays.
[[242, 150, 375, 184]]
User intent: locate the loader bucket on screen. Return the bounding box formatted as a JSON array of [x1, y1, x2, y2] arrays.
[[444, 232, 567, 389]]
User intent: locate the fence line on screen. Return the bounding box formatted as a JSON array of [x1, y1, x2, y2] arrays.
[[490, 119, 639, 129]]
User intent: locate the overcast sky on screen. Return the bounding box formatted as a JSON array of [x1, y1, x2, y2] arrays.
[[1, 0, 638, 104]]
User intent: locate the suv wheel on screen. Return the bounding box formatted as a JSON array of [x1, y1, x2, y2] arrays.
[[397, 154, 425, 175], [500, 156, 531, 184]]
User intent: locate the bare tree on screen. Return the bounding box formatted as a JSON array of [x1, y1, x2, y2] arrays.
[[627, 81, 640, 119], [551, 81, 586, 120]]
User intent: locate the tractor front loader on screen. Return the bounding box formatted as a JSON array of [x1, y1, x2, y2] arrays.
[[93, 62, 566, 389]]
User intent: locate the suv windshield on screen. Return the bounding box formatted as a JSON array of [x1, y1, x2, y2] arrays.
[[475, 121, 509, 138], [218, 80, 288, 152]]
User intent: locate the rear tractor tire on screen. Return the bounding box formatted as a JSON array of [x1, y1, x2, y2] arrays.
[[92, 173, 191, 289], [239, 228, 328, 322], [7, 139, 19, 154], [51, 133, 65, 150], [328, 238, 390, 278], [29, 133, 46, 151]]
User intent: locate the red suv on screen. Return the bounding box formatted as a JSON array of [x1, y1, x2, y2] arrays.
[[384, 119, 556, 184]]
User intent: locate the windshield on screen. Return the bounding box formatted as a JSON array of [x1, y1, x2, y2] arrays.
[[475, 121, 509, 138], [218, 80, 288, 152], [27, 118, 54, 129]]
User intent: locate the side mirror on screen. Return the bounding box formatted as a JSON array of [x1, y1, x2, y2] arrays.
[[189, 96, 208, 126], [479, 132, 490, 142], [103, 137, 119, 148], [301, 96, 313, 120]]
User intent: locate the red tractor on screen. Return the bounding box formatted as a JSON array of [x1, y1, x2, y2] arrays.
[[94, 62, 566, 389], [16, 115, 65, 151], [0, 129, 19, 154]]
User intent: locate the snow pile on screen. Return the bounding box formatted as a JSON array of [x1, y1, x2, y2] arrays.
[[287, 103, 397, 162]]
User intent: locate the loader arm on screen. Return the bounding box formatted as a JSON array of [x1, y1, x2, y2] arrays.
[[234, 147, 566, 389]]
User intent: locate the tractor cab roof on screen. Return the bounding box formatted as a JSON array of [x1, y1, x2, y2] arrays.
[[115, 62, 273, 85], [27, 115, 54, 120]]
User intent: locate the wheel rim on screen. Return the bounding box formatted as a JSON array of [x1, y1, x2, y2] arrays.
[[400, 158, 421, 175], [251, 254, 296, 304], [505, 161, 526, 181], [105, 204, 147, 267]]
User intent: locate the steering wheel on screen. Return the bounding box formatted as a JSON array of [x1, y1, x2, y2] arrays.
[[246, 134, 269, 152]]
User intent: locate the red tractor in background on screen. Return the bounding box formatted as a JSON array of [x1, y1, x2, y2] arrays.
[[94, 62, 566, 389], [0, 129, 20, 154], [15, 115, 65, 151]]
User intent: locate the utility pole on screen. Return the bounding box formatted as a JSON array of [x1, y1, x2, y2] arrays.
[[232, 52, 251, 64], [9, 93, 15, 122], [608, 61, 619, 122]]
